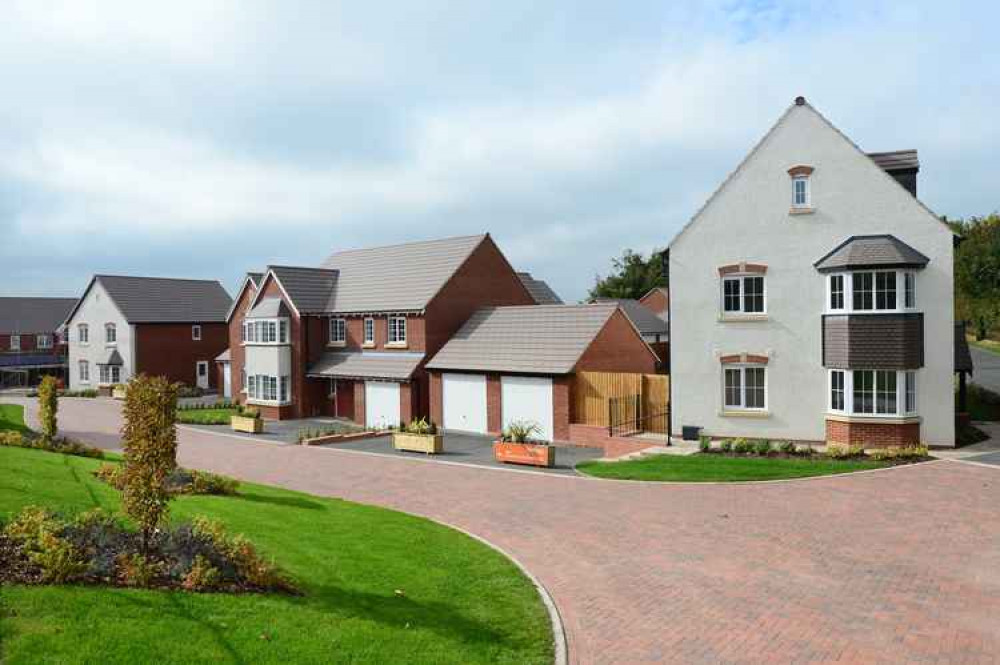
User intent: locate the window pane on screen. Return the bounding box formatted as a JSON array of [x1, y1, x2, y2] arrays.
[[876, 370, 897, 414], [904, 273, 915, 308], [852, 273, 873, 310], [724, 369, 741, 407], [743, 277, 764, 313], [831, 371, 845, 411], [905, 371, 916, 412], [745, 368, 766, 408], [830, 275, 844, 310], [853, 370, 874, 414], [723, 279, 741, 312], [875, 272, 897, 310]]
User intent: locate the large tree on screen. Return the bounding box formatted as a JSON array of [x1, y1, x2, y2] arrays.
[[588, 248, 666, 301], [951, 213, 1000, 340]]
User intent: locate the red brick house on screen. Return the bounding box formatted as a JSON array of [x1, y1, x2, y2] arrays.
[[225, 234, 542, 423], [639, 286, 669, 317], [65, 276, 232, 392], [0, 297, 77, 387], [424, 302, 659, 442]]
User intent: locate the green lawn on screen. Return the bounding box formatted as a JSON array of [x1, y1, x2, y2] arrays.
[[0, 447, 552, 664], [0, 403, 30, 434], [176, 407, 241, 425], [577, 453, 888, 482]]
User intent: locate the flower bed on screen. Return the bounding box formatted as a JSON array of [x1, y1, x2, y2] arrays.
[[93, 462, 239, 496], [698, 437, 931, 465], [0, 507, 293, 594], [0, 431, 104, 459]]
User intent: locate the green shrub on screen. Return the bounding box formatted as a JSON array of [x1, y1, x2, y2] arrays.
[[827, 443, 865, 459], [754, 439, 772, 456], [4, 507, 87, 584], [121, 375, 179, 550], [720, 439, 733, 453], [62, 389, 98, 398], [732, 438, 751, 454], [405, 417, 437, 435], [777, 440, 796, 455], [502, 420, 543, 443], [182, 555, 222, 591], [38, 376, 59, 442], [117, 553, 163, 587], [185, 471, 239, 496], [192, 518, 291, 592], [94, 463, 125, 489], [0, 431, 103, 459], [869, 444, 929, 461], [698, 435, 711, 452]]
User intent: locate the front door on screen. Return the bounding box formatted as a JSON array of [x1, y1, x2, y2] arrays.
[[222, 363, 232, 398], [196, 361, 210, 390]]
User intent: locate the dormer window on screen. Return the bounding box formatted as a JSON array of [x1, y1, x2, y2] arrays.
[[787, 165, 814, 213]]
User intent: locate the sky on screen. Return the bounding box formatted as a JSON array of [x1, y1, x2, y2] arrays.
[[1, 1, 998, 303]]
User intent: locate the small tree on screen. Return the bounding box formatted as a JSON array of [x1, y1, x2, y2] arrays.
[[120, 376, 178, 551], [588, 248, 666, 302], [38, 375, 59, 442]]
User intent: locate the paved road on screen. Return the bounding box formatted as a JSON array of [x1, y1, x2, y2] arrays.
[[16, 398, 1000, 664], [971, 346, 1000, 394]]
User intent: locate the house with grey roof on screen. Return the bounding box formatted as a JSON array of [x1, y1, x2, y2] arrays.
[[595, 297, 670, 366], [0, 297, 77, 387], [65, 275, 231, 393], [667, 96, 959, 447], [223, 234, 559, 425], [424, 303, 658, 442]]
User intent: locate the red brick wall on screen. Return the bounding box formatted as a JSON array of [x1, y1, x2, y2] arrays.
[[429, 372, 443, 425], [575, 310, 658, 374], [353, 381, 365, 425], [567, 423, 654, 457], [134, 322, 228, 388], [486, 374, 502, 433], [825, 419, 921, 447], [228, 282, 257, 406], [639, 288, 668, 315], [553, 376, 571, 442], [0, 333, 63, 354]]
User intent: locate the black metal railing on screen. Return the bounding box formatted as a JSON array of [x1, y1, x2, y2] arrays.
[[608, 395, 670, 439]]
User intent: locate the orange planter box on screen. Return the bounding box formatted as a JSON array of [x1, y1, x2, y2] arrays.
[[493, 441, 555, 468]]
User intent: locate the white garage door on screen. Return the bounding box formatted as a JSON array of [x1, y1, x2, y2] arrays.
[[442, 373, 487, 434], [501, 376, 554, 442], [365, 381, 401, 430]]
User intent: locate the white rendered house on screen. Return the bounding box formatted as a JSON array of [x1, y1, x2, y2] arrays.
[[668, 97, 957, 447]]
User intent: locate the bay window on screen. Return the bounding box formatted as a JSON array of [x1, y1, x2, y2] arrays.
[[829, 369, 916, 416], [98, 365, 121, 385], [242, 318, 289, 345], [723, 365, 767, 411], [830, 270, 917, 313], [247, 374, 290, 404]]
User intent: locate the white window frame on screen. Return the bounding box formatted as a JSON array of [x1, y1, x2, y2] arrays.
[[98, 365, 121, 385], [10, 335, 20, 351], [722, 364, 767, 412], [247, 373, 291, 405], [363, 317, 375, 345], [242, 318, 289, 346], [827, 270, 918, 314], [329, 317, 346, 345], [388, 316, 407, 345], [105, 323, 117, 346], [78, 324, 89, 345], [36, 334, 52, 349], [240, 369, 246, 393], [721, 275, 766, 315], [828, 369, 917, 417], [79, 360, 90, 384], [192, 325, 202, 341], [828, 274, 845, 311], [792, 175, 811, 208]]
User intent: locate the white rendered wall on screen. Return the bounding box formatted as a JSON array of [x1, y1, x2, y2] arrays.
[[66, 280, 133, 390]]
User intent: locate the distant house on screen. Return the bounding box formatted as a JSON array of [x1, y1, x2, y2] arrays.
[[595, 298, 669, 367], [224, 234, 540, 423], [638, 286, 669, 319], [65, 276, 232, 393], [516, 272, 563, 304], [0, 297, 77, 387], [425, 303, 658, 442], [668, 97, 957, 447]]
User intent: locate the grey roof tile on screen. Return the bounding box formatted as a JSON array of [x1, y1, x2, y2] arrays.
[[307, 351, 425, 381], [101, 348, 124, 365], [595, 298, 668, 336], [426, 303, 618, 374], [267, 266, 339, 313], [517, 272, 563, 304], [814, 235, 930, 272], [70, 276, 232, 324], [319, 234, 486, 312], [0, 297, 77, 333], [246, 297, 291, 319]]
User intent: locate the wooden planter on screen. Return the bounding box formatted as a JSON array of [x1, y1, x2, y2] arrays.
[[231, 415, 263, 434], [493, 441, 555, 468], [111, 386, 127, 400], [393, 432, 443, 454]]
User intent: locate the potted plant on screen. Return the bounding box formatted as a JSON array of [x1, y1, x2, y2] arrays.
[[494, 421, 554, 468], [230, 406, 264, 434], [392, 418, 443, 454], [111, 383, 128, 400]]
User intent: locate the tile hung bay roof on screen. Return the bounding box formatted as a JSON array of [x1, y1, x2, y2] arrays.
[[426, 303, 619, 375], [68, 276, 232, 324], [517, 273, 563, 305], [0, 297, 77, 333], [246, 297, 292, 319], [595, 299, 668, 336], [814, 235, 930, 273], [307, 351, 425, 381], [101, 348, 124, 366], [319, 234, 487, 313]]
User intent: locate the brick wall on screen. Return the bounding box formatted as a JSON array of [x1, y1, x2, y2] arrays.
[[228, 283, 257, 406], [429, 372, 443, 425], [134, 322, 228, 388], [566, 424, 654, 457], [825, 418, 921, 447], [553, 376, 571, 442], [639, 288, 669, 315], [353, 381, 365, 425], [575, 309, 659, 374], [486, 374, 502, 433]]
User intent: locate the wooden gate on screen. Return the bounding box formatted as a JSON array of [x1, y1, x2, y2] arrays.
[[572, 371, 669, 434]]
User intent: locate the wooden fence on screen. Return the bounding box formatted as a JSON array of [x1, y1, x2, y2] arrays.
[[572, 371, 669, 434]]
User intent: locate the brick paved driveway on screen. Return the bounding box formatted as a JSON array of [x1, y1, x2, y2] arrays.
[[17, 398, 1000, 664]]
